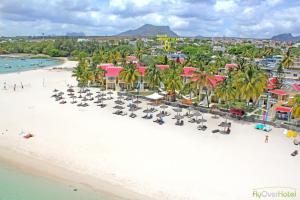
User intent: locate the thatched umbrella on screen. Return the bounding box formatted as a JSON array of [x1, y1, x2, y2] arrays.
[[58, 91, 64, 96], [67, 88, 74, 93], [114, 105, 125, 110], [114, 100, 125, 105], [53, 89, 59, 92], [173, 108, 182, 116], [107, 91, 113, 99]]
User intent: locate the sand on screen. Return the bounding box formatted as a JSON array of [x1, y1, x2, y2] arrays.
[[0, 60, 299, 200]]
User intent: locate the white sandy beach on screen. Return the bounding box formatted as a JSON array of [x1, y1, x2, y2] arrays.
[[0, 60, 299, 200]]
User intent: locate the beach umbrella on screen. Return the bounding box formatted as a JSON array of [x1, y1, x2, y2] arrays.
[[143, 109, 152, 114], [114, 105, 125, 110], [114, 100, 125, 105], [53, 89, 59, 92], [58, 91, 64, 95], [133, 100, 142, 104], [160, 105, 168, 109], [117, 96, 124, 100], [82, 97, 89, 101], [192, 112, 202, 120], [174, 115, 184, 120], [107, 91, 113, 95], [86, 92, 93, 96], [67, 88, 74, 92], [95, 94, 102, 98], [173, 108, 182, 115], [198, 116, 207, 123], [156, 113, 165, 118]]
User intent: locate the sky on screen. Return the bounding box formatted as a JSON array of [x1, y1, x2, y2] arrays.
[[0, 0, 299, 38]]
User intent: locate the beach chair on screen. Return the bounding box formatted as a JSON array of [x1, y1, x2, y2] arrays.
[[142, 115, 148, 119], [291, 150, 298, 156], [24, 133, 33, 139], [188, 118, 196, 123], [197, 125, 207, 131], [212, 129, 220, 133], [180, 120, 184, 126]]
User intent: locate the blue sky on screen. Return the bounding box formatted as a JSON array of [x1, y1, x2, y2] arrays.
[[0, 0, 299, 38]]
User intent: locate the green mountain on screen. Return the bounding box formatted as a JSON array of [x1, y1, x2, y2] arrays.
[[117, 24, 178, 37]]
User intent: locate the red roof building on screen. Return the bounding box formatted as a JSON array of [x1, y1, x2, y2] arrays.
[[275, 106, 292, 113], [137, 66, 147, 77], [181, 67, 197, 77], [293, 83, 300, 92], [269, 89, 288, 96], [105, 67, 123, 77], [267, 77, 278, 90]]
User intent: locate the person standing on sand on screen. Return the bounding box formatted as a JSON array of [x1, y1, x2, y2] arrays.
[[265, 135, 269, 143], [14, 84, 16, 91], [21, 82, 24, 89], [4, 82, 6, 90]]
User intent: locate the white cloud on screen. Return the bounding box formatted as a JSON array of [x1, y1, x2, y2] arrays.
[[214, 0, 238, 13]]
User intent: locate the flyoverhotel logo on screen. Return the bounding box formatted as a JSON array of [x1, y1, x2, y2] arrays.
[[253, 187, 297, 199]]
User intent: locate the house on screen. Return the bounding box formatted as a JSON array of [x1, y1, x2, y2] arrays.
[[181, 67, 197, 83], [98, 63, 147, 91]]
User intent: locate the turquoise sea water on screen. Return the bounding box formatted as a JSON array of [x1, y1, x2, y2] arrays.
[[0, 160, 118, 200], [0, 56, 62, 74]]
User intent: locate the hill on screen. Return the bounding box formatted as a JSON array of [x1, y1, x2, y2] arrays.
[[117, 24, 178, 37], [271, 33, 300, 42]]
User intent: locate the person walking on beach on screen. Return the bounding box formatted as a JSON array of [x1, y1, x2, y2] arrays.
[[21, 82, 24, 89], [265, 135, 269, 143], [4, 82, 6, 90], [14, 84, 16, 91]]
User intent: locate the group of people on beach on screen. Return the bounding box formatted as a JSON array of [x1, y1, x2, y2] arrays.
[[3, 81, 24, 91]]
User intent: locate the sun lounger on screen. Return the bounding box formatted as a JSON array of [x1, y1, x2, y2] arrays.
[[293, 139, 299, 145], [291, 150, 298, 156], [212, 129, 220, 133], [129, 113, 137, 118], [197, 125, 207, 131], [147, 114, 153, 119], [24, 133, 33, 139], [188, 118, 196, 123], [60, 100, 67, 104]]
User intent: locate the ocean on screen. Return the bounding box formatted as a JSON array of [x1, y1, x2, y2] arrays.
[[0, 56, 62, 74], [0, 160, 118, 200]]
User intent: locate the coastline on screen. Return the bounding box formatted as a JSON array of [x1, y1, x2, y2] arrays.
[[0, 59, 299, 200], [0, 146, 152, 200]]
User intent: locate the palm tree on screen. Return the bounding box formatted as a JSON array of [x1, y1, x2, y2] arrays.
[[119, 63, 139, 90], [192, 69, 214, 107], [163, 61, 183, 101], [232, 65, 267, 105], [215, 77, 236, 108], [292, 94, 300, 119], [145, 64, 162, 91], [72, 60, 90, 87], [135, 40, 144, 61], [182, 81, 196, 100], [282, 49, 294, 69]]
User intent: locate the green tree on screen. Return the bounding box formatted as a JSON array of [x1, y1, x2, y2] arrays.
[[281, 49, 294, 69], [145, 64, 162, 91], [119, 63, 139, 90]]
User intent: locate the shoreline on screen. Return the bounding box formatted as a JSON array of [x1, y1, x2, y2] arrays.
[[0, 146, 152, 200]]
